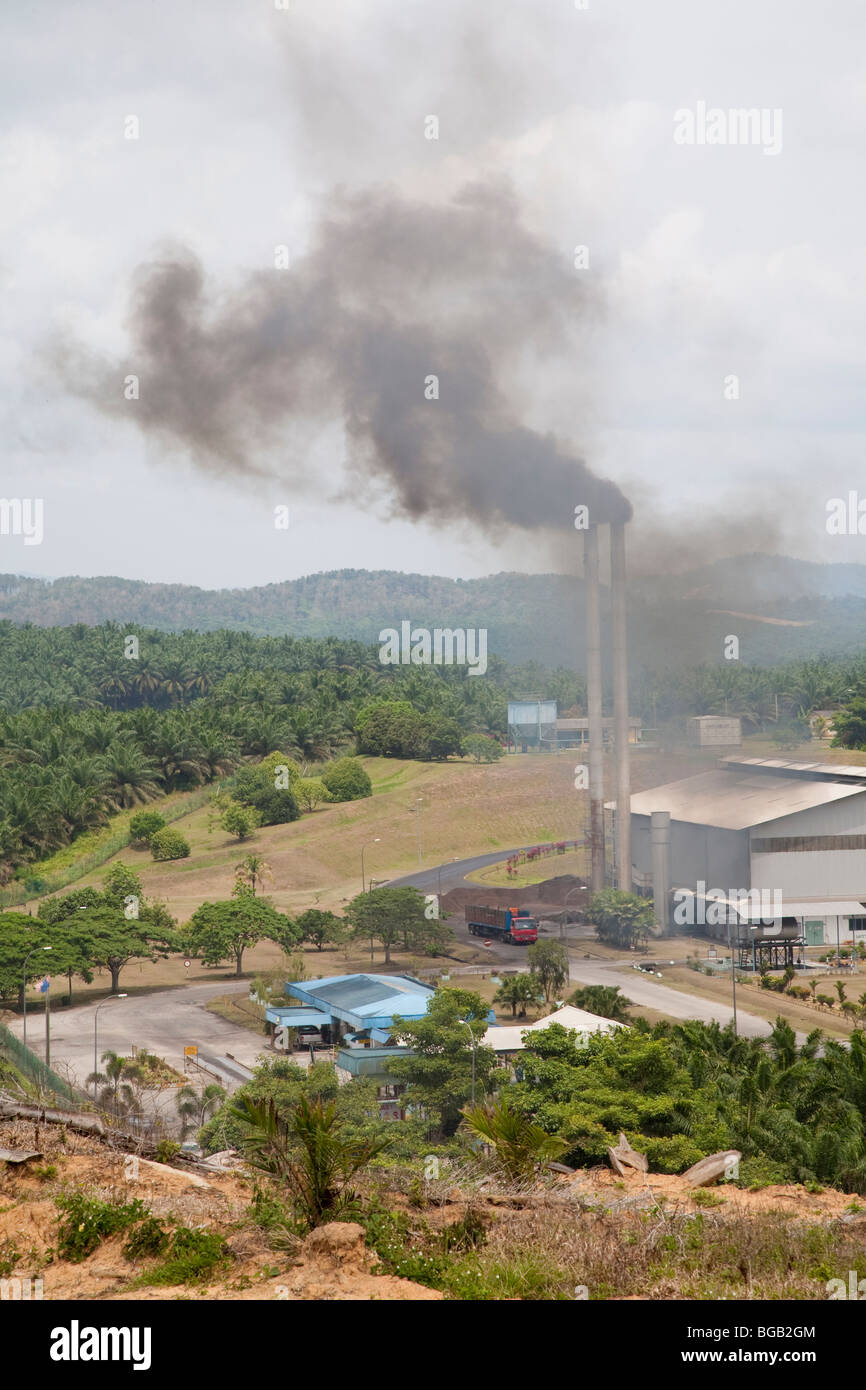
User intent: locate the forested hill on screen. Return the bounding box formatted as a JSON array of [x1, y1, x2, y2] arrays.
[[2, 559, 866, 669]]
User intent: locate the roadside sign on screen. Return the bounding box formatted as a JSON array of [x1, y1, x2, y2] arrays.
[[184, 959, 191, 968], [483, 939, 492, 948], [184, 1045, 198, 1057], [708, 947, 717, 959]]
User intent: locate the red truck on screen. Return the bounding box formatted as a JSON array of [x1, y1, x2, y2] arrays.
[[465, 905, 539, 944]]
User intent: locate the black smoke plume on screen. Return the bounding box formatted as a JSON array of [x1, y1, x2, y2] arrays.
[[58, 179, 630, 533]]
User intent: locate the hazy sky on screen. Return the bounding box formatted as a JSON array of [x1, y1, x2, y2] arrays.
[[2, 0, 865, 586]]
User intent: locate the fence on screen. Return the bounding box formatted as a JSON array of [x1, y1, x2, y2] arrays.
[[0, 1021, 81, 1104], [0, 782, 221, 909]]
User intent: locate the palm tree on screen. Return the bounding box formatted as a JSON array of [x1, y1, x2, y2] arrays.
[[234, 853, 273, 896], [462, 1094, 568, 1180], [100, 738, 163, 808], [175, 1083, 226, 1139]]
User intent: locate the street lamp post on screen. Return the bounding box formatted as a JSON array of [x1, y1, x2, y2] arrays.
[[93, 994, 128, 1099], [561, 884, 587, 943], [727, 919, 738, 1037], [437, 857, 460, 913], [22, 946, 52, 1051], [361, 837, 381, 894], [413, 798, 423, 866], [459, 1018, 477, 1105]]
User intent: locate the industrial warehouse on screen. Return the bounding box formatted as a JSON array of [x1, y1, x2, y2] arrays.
[[617, 756, 866, 953]]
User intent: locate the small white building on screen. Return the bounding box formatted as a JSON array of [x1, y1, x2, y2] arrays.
[[687, 716, 742, 747], [483, 1003, 624, 1056]]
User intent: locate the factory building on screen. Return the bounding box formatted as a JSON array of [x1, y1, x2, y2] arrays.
[[617, 757, 866, 947]]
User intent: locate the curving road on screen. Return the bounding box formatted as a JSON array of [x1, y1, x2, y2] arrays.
[[394, 853, 778, 1039]]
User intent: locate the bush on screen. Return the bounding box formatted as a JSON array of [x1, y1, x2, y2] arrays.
[[150, 827, 191, 861], [321, 757, 372, 802], [137, 1226, 230, 1286], [55, 1193, 149, 1261], [156, 1139, 181, 1164], [231, 766, 300, 825], [122, 1217, 170, 1261], [129, 810, 166, 846], [220, 802, 260, 840]]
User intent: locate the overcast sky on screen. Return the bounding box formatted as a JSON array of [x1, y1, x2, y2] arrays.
[[2, 0, 865, 587]]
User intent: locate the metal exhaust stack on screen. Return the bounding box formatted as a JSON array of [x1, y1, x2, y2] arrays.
[[651, 810, 671, 933], [585, 525, 605, 893], [611, 521, 631, 891]]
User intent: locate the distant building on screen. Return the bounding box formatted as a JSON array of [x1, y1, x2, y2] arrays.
[[483, 1003, 625, 1058], [687, 716, 742, 747], [265, 973, 495, 1120], [556, 716, 643, 748], [620, 756, 866, 951]]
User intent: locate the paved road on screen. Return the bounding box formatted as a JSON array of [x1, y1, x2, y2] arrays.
[[8, 980, 264, 1094], [396, 853, 779, 1038]]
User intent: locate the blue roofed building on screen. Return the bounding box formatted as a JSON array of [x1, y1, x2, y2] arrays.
[[265, 973, 494, 1121]]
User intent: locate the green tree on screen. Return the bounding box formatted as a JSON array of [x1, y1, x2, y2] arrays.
[[176, 1083, 227, 1139], [295, 909, 348, 952], [295, 777, 332, 813], [462, 734, 504, 763], [527, 939, 570, 1003], [320, 757, 372, 802], [345, 885, 430, 965], [220, 802, 260, 841], [587, 889, 655, 950], [234, 853, 272, 896], [58, 904, 178, 992], [387, 988, 496, 1136], [184, 895, 299, 976], [494, 973, 543, 1018], [568, 984, 632, 1023], [128, 810, 166, 845]]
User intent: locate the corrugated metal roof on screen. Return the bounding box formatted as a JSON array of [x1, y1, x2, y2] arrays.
[[624, 768, 866, 830], [285, 974, 435, 1029], [721, 756, 866, 781]]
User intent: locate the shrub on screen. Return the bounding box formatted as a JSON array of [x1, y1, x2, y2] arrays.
[[156, 1139, 181, 1164], [220, 802, 260, 841], [321, 757, 372, 802], [137, 1226, 230, 1286], [129, 810, 166, 846], [55, 1193, 149, 1261], [150, 827, 191, 861], [231, 764, 300, 825], [122, 1217, 170, 1261]]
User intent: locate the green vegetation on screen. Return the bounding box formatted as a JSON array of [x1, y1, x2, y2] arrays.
[[150, 826, 191, 859], [526, 940, 570, 1003], [462, 1094, 568, 1179], [345, 885, 452, 964], [568, 984, 633, 1022], [183, 891, 299, 976], [320, 756, 373, 802], [231, 1093, 391, 1231], [128, 810, 166, 845], [494, 973, 543, 1018], [136, 1227, 230, 1286], [587, 889, 655, 950], [55, 1193, 149, 1261], [388, 989, 497, 1136]]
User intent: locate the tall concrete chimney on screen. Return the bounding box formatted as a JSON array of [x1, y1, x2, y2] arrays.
[[611, 521, 631, 891], [585, 525, 605, 893], [651, 810, 671, 933]]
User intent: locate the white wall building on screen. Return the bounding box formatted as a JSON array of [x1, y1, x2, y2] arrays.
[[623, 757, 866, 946]]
